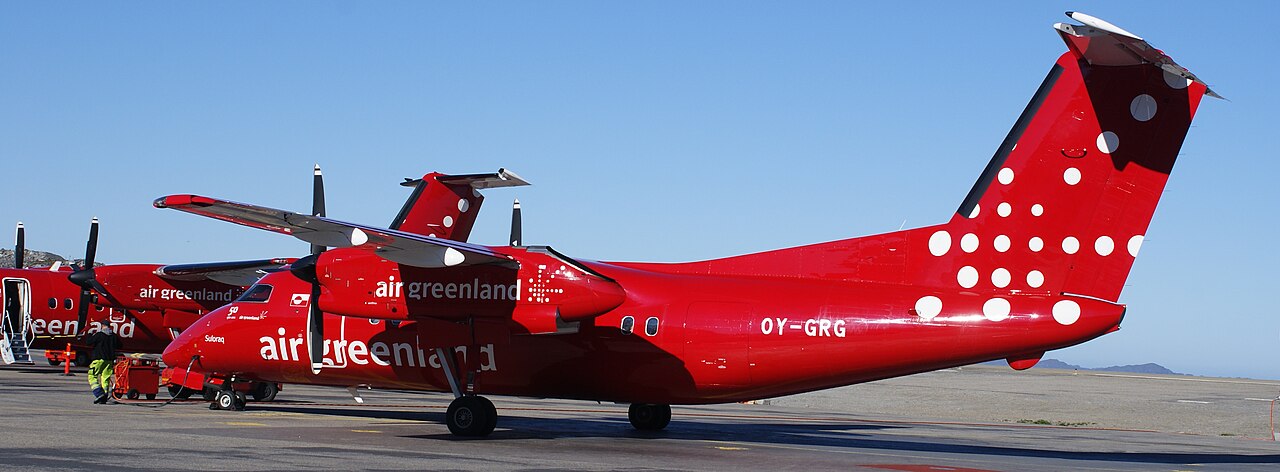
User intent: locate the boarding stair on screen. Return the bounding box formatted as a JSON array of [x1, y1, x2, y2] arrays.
[[1, 308, 34, 365]]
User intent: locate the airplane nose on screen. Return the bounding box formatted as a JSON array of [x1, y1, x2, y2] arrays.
[[162, 328, 199, 368]]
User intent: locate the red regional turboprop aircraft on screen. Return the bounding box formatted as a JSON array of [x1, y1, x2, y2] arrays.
[[2, 166, 528, 370], [157, 13, 1216, 436]]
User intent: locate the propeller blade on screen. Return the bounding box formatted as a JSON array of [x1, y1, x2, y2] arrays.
[[306, 283, 323, 374], [311, 164, 327, 255], [510, 199, 522, 247], [84, 217, 99, 268], [14, 222, 24, 269], [76, 288, 92, 335]]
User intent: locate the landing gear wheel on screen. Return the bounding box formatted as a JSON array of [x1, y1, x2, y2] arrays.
[[201, 387, 217, 401], [145, 393, 156, 400], [628, 403, 672, 431], [73, 352, 89, 367], [213, 390, 244, 410], [168, 385, 194, 400], [126, 389, 139, 400], [250, 382, 279, 402], [446, 396, 497, 437], [48, 358, 62, 366]]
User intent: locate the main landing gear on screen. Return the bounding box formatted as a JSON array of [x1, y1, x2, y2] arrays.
[[436, 347, 498, 437], [210, 388, 247, 411], [628, 403, 672, 431]]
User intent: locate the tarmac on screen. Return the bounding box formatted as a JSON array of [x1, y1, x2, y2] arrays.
[[2, 361, 1279, 471]]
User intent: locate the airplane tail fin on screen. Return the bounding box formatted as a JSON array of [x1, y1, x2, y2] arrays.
[[390, 169, 529, 242], [640, 14, 1213, 303]]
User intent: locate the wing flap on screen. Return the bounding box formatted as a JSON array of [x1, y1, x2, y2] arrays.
[[155, 258, 296, 286]]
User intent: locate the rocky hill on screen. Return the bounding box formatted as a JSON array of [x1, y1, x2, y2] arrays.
[[983, 358, 1181, 375], [0, 248, 86, 268]]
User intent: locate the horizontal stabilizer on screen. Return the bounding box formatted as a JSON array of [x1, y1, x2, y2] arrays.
[[1055, 12, 1221, 98]]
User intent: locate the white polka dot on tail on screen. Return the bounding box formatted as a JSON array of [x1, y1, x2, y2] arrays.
[[1062, 237, 1079, 254], [1128, 235, 1145, 257], [983, 298, 1011, 322], [997, 203, 1011, 217], [969, 204, 980, 218], [1029, 237, 1044, 252], [1031, 204, 1044, 217], [1053, 300, 1081, 325], [961, 233, 979, 253], [915, 296, 942, 320], [994, 235, 1010, 252], [1027, 270, 1044, 288], [998, 168, 1014, 185], [458, 199, 470, 212], [958, 266, 979, 289], [1163, 70, 1190, 89], [992, 268, 1011, 288], [1095, 236, 1115, 256], [1064, 168, 1081, 185], [1130, 94, 1157, 122], [1097, 132, 1119, 154], [443, 216, 454, 228], [928, 231, 952, 257]]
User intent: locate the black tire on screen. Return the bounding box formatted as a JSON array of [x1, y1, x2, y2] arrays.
[[126, 389, 139, 400], [202, 387, 217, 401], [250, 382, 279, 402], [446, 396, 496, 437], [215, 390, 235, 410], [628, 403, 672, 431], [145, 393, 156, 400], [168, 385, 194, 400], [231, 391, 247, 411], [48, 357, 62, 366]]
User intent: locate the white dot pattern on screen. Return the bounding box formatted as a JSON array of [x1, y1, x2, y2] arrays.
[[1031, 204, 1044, 217], [961, 233, 979, 253], [1095, 236, 1115, 256], [1053, 300, 1081, 325], [991, 268, 1011, 288], [1130, 94, 1157, 122], [994, 235, 1010, 253], [1064, 168, 1082, 185], [458, 199, 470, 212], [983, 298, 1010, 322], [1062, 237, 1079, 254], [1128, 235, 1144, 257], [998, 168, 1014, 185], [915, 296, 942, 320], [1027, 270, 1044, 288], [957, 266, 979, 289], [997, 203, 1012, 217], [928, 231, 951, 257], [443, 216, 454, 228], [1029, 237, 1044, 252], [1097, 131, 1119, 154]]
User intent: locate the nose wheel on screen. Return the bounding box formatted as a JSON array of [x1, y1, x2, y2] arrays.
[[628, 403, 671, 431]]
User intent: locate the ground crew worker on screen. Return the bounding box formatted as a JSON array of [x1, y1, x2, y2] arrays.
[[85, 326, 122, 404]]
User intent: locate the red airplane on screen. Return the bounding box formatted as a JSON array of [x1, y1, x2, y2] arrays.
[[158, 13, 1216, 436], [2, 167, 527, 374]]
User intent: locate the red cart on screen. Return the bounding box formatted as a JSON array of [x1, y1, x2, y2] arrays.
[[112, 357, 160, 400]]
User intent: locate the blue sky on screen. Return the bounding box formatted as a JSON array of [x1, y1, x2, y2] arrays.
[[2, 2, 1277, 379]]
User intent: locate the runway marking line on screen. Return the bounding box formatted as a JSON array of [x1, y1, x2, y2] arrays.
[[219, 421, 267, 426], [1089, 373, 1280, 387], [351, 429, 382, 434]]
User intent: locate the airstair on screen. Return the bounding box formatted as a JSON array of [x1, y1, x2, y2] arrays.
[[1, 278, 34, 365]]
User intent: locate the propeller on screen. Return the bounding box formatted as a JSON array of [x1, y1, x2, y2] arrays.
[[67, 217, 111, 335], [14, 222, 24, 269], [509, 199, 522, 247], [302, 165, 327, 373]]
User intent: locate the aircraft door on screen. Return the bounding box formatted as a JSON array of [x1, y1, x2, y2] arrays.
[[2, 278, 31, 339], [683, 302, 752, 390]]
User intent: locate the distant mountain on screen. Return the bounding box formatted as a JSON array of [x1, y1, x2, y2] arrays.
[[982, 358, 1181, 375], [0, 248, 94, 269]]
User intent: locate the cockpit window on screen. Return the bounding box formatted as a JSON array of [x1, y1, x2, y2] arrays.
[[236, 284, 273, 303]]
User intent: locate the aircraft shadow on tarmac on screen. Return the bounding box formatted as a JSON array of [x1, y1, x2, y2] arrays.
[[250, 404, 1280, 466]]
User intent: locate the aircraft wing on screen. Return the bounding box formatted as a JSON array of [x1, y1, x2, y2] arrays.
[[154, 258, 296, 286], [154, 195, 517, 269]]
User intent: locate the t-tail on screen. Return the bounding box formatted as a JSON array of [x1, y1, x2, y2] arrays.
[[645, 13, 1215, 303], [390, 168, 530, 242]]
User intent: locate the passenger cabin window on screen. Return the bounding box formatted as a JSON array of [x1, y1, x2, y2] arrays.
[[620, 316, 634, 335], [645, 317, 659, 336], [63, 298, 73, 310], [48, 297, 56, 309], [236, 284, 273, 303]]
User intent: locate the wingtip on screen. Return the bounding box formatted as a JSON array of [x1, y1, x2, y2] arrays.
[[314, 164, 322, 175]]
